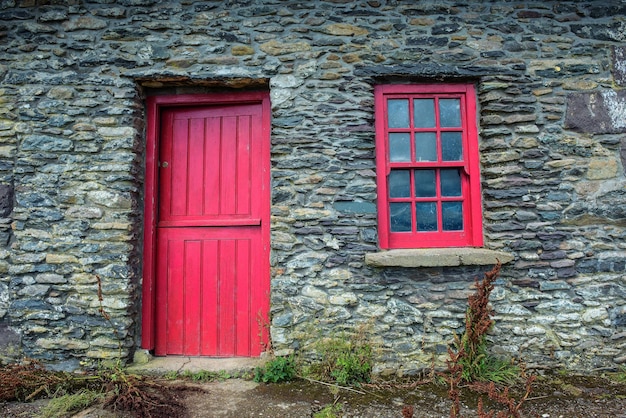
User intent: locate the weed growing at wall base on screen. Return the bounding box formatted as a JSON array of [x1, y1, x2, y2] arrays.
[[254, 355, 297, 383], [445, 262, 535, 418], [608, 365, 626, 383], [452, 262, 520, 385], [302, 326, 373, 386]]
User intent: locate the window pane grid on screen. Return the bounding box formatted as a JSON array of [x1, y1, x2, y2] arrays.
[[387, 96, 464, 166], [388, 168, 465, 233]]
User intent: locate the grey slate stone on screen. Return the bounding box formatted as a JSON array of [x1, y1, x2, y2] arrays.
[[21, 135, 73, 152], [0, 184, 13, 217]]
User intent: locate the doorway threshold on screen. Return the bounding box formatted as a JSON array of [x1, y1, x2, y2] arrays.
[[127, 351, 265, 376]]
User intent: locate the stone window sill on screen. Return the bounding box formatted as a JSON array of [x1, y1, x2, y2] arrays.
[[364, 248, 514, 268]]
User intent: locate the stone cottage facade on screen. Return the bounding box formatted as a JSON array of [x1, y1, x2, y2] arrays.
[[0, 0, 625, 373]]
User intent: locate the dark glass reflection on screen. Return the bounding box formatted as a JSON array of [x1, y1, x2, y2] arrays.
[[413, 99, 435, 128], [439, 98, 461, 127], [416, 202, 438, 232], [441, 132, 463, 161], [414, 170, 436, 197], [442, 202, 463, 231], [415, 132, 437, 162], [389, 170, 410, 198], [388, 99, 409, 128], [389, 133, 411, 162], [440, 169, 461, 196], [390, 203, 411, 232]]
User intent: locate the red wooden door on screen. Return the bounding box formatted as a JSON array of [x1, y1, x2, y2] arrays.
[[154, 102, 269, 357]]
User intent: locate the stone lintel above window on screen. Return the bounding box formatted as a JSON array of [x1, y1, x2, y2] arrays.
[[364, 248, 514, 268]]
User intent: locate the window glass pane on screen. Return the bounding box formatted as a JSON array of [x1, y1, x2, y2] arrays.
[[439, 98, 461, 127], [413, 99, 435, 128], [442, 201, 464, 231], [390, 203, 411, 232], [414, 169, 436, 197], [389, 133, 411, 162], [416, 202, 437, 232], [414, 132, 437, 162], [441, 132, 463, 161], [388, 99, 409, 128], [388, 170, 410, 198], [441, 169, 462, 197]]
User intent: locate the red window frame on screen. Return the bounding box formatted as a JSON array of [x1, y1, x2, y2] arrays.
[[374, 84, 483, 249]]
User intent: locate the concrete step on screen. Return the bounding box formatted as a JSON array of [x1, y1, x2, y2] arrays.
[[127, 350, 265, 376]]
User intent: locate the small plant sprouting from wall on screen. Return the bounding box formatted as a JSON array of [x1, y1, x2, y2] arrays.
[[445, 262, 536, 418], [451, 262, 520, 385]]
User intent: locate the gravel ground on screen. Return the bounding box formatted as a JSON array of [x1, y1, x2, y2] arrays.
[[1, 374, 625, 418]]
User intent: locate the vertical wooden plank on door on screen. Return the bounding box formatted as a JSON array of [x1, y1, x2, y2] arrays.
[[158, 111, 173, 223], [154, 229, 167, 356], [187, 118, 205, 216], [236, 115, 251, 216], [220, 116, 237, 216], [204, 117, 221, 216], [171, 118, 189, 217], [235, 238, 251, 356], [201, 239, 218, 356], [183, 239, 202, 355], [166, 234, 184, 354], [250, 230, 265, 356], [219, 239, 236, 355]]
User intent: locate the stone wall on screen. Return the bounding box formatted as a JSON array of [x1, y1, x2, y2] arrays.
[[0, 0, 625, 373]]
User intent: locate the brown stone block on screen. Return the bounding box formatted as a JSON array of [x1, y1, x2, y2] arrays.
[[565, 91, 626, 134]]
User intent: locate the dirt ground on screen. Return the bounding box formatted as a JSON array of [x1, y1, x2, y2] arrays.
[[1, 373, 626, 418]]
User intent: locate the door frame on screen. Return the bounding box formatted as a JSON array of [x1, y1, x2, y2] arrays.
[[141, 92, 271, 351]]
